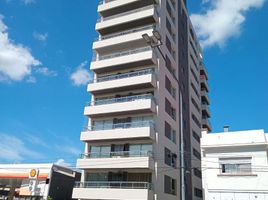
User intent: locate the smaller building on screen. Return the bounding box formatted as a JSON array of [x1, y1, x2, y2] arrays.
[[201, 128, 268, 200], [0, 163, 81, 200]]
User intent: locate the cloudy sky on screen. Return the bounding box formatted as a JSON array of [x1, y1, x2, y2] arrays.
[[0, 0, 267, 165]]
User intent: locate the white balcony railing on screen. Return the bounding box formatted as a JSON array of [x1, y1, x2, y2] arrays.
[[93, 46, 151, 61], [74, 181, 153, 190], [81, 150, 153, 159], [85, 121, 154, 132], [92, 68, 154, 83], [94, 24, 156, 41], [88, 94, 154, 106]]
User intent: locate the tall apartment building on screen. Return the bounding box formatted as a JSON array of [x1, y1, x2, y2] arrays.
[[73, 0, 210, 200]]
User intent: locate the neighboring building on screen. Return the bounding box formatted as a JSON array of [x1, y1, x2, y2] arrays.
[[0, 163, 81, 200], [73, 0, 210, 200], [201, 129, 268, 200]]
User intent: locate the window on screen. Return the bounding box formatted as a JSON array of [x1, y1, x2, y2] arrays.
[[164, 175, 177, 195], [165, 121, 176, 143], [220, 157, 252, 175], [191, 82, 200, 99], [90, 146, 111, 158], [192, 113, 201, 128], [165, 148, 177, 168], [129, 144, 152, 157], [194, 168, 202, 179], [192, 131, 200, 143], [166, 1, 172, 19], [191, 98, 200, 113], [166, 18, 172, 35], [194, 188, 203, 198], [193, 148, 201, 160], [166, 36, 172, 54], [165, 55, 176, 76], [165, 76, 176, 99], [165, 98, 176, 120]]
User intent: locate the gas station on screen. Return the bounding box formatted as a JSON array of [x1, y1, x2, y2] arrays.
[[0, 164, 80, 200]]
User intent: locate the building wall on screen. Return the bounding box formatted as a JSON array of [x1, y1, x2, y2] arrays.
[[201, 130, 268, 200]]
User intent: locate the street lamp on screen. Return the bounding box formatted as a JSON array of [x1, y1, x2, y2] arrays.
[[142, 30, 165, 61]]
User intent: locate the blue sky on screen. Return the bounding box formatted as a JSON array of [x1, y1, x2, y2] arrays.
[[0, 0, 267, 165]]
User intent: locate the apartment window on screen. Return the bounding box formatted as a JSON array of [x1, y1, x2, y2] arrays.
[[220, 157, 252, 175], [165, 121, 176, 143], [191, 97, 200, 113], [164, 175, 177, 195], [166, 36, 172, 54], [165, 55, 175, 76], [165, 147, 177, 168], [190, 67, 199, 85], [165, 76, 176, 99], [166, 1, 172, 19], [191, 82, 200, 99], [192, 131, 200, 143], [193, 148, 201, 160], [90, 146, 111, 158], [192, 113, 201, 128], [194, 168, 202, 179], [166, 18, 172, 36], [165, 98, 176, 120], [194, 188, 203, 198], [190, 54, 199, 72]]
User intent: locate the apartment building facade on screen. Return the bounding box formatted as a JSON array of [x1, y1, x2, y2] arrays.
[[201, 129, 268, 200], [73, 0, 210, 199]]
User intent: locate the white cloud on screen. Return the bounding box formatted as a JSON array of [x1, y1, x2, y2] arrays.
[[55, 159, 71, 167], [0, 15, 41, 82], [0, 133, 42, 161], [70, 61, 93, 86], [55, 145, 81, 156], [35, 67, 57, 77], [25, 133, 48, 148], [190, 0, 266, 48], [26, 76, 36, 83], [33, 32, 48, 42]]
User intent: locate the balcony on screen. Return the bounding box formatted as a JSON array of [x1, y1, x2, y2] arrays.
[[202, 104, 211, 118], [202, 118, 212, 132], [76, 150, 154, 170], [200, 62, 209, 80], [200, 75, 209, 92], [88, 69, 157, 94], [98, 0, 157, 18], [93, 25, 156, 54], [84, 94, 156, 117], [91, 46, 157, 73], [81, 121, 155, 142], [73, 181, 154, 200], [96, 5, 158, 35], [201, 90, 210, 105]]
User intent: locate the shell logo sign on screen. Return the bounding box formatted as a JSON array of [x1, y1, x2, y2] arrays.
[[29, 169, 38, 179]]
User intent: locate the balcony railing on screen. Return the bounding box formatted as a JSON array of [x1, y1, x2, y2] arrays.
[[81, 150, 153, 159], [93, 46, 152, 61], [88, 94, 154, 106], [97, 5, 155, 22], [74, 181, 153, 190], [92, 68, 154, 83], [85, 120, 154, 132], [94, 24, 156, 41]]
